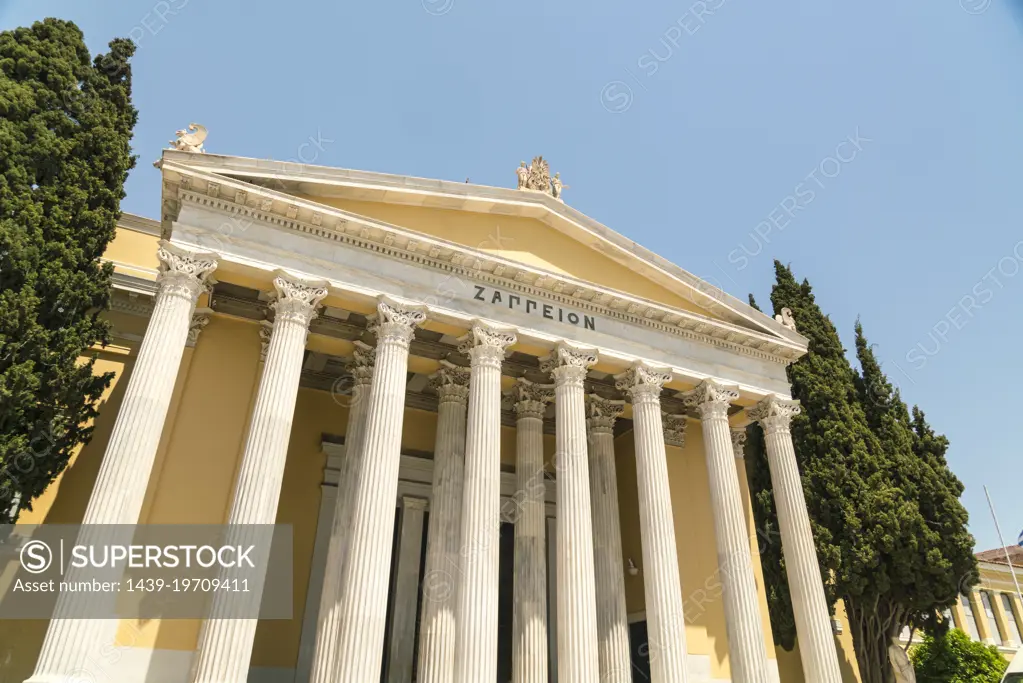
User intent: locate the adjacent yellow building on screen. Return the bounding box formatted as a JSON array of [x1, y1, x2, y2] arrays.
[[3, 148, 869, 682], [897, 546, 1023, 663]]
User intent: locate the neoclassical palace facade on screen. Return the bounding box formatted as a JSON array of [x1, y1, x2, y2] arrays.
[[5, 148, 865, 682]]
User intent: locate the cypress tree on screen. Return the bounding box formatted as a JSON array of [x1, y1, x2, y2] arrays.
[[746, 263, 978, 683], [0, 19, 137, 522], [852, 322, 976, 651]]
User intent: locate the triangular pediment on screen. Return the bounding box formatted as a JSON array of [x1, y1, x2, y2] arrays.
[[158, 151, 806, 359]]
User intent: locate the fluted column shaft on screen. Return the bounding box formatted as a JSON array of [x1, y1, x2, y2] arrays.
[[417, 362, 470, 683], [615, 364, 688, 683], [511, 379, 553, 683], [308, 341, 376, 683], [586, 395, 633, 683], [26, 243, 217, 683], [749, 395, 842, 683], [543, 343, 600, 683], [191, 272, 328, 683], [454, 323, 517, 683], [684, 381, 770, 683], [333, 299, 426, 683]]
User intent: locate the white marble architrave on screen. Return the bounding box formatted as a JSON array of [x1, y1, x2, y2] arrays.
[[332, 299, 425, 683], [454, 323, 517, 683], [683, 381, 771, 683], [510, 378, 554, 683], [308, 341, 376, 683], [748, 395, 842, 683], [417, 362, 471, 683], [191, 271, 328, 683], [26, 242, 217, 683], [542, 343, 601, 683], [585, 394, 633, 683], [615, 363, 689, 683]]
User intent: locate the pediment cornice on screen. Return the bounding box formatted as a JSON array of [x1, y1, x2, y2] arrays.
[[160, 158, 805, 366]]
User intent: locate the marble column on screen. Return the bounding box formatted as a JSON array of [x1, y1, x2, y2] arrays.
[[585, 394, 633, 683], [614, 363, 689, 683], [748, 395, 842, 683], [386, 496, 428, 682], [191, 271, 328, 683], [417, 361, 470, 683], [683, 381, 771, 683], [308, 341, 376, 683], [454, 323, 517, 683], [510, 378, 554, 683], [542, 342, 600, 683], [26, 242, 217, 683], [332, 298, 426, 682]]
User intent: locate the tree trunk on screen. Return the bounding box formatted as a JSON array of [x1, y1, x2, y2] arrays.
[[847, 599, 901, 683]]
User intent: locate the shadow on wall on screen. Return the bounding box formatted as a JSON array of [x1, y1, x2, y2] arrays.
[[0, 353, 134, 682], [774, 634, 863, 683]]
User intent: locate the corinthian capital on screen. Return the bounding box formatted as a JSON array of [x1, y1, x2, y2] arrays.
[[370, 297, 427, 347], [540, 342, 597, 387], [614, 362, 672, 404], [430, 360, 471, 405], [457, 322, 516, 368], [270, 271, 329, 327], [662, 413, 687, 448], [186, 308, 211, 347], [510, 377, 555, 419], [681, 380, 740, 421], [585, 394, 624, 434], [347, 340, 377, 389], [747, 395, 801, 435], [156, 241, 218, 302], [730, 428, 747, 456]]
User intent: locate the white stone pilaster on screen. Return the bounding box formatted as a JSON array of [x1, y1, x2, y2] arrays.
[[614, 363, 689, 683], [333, 299, 425, 683], [542, 343, 600, 683], [585, 394, 632, 683], [453, 323, 516, 683], [386, 496, 428, 682], [683, 381, 770, 683], [748, 395, 842, 683], [190, 271, 328, 683], [416, 361, 470, 683], [26, 242, 217, 683], [510, 379, 554, 683], [308, 341, 376, 683]]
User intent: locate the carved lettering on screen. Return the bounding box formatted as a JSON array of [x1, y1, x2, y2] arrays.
[[467, 285, 596, 331]]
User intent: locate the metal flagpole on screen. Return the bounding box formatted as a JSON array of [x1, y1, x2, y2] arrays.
[[984, 485, 1023, 609]]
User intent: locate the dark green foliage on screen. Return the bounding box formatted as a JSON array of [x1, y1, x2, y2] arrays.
[[0, 19, 137, 522], [745, 262, 977, 683], [910, 629, 1007, 683]]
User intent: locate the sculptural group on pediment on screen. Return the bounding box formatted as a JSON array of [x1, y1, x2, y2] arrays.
[[516, 156, 568, 201]]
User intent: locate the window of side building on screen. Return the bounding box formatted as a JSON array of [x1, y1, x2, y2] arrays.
[[961, 594, 982, 641], [1002, 593, 1023, 645], [981, 591, 1004, 645]]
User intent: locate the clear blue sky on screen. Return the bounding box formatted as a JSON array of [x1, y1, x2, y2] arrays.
[[3, 0, 1021, 553]]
